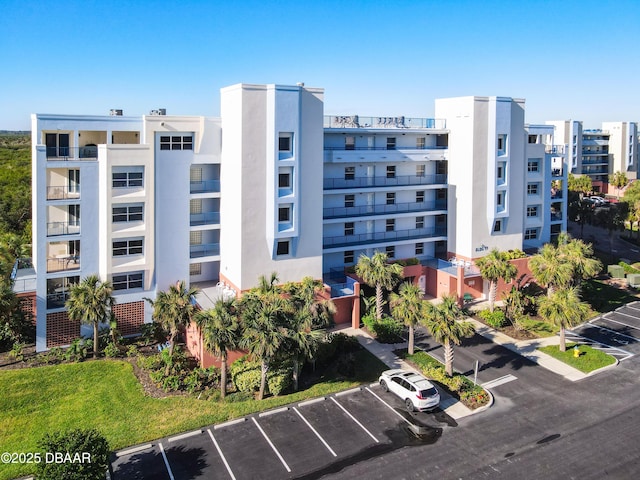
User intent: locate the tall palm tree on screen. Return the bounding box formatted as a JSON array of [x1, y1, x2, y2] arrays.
[[390, 282, 425, 355], [558, 235, 601, 287], [476, 249, 517, 312], [538, 287, 590, 352], [195, 298, 240, 399], [66, 274, 114, 357], [285, 276, 336, 329], [356, 252, 403, 320], [528, 243, 573, 297], [240, 290, 290, 400], [422, 294, 475, 377], [146, 280, 199, 374], [284, 308, 324, 391]]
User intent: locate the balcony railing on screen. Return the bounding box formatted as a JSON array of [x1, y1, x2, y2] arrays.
[[324, 174, 447, 190], [323, 200, 447, 219], [46, 186, 80, 200], [551, 169, 564, 177], [47, 222, 80, 236], [47, 291, 70, 310], [190, 212, 220, 226], [324, 115, 446, 129], [550, 212, 563, 222], [323, 226, 447, 248], [46, 146, 98, 160], [545, 145, 566, 155], [190, 180, 221, 194], [47, 255, 80, 273], [190, 243, 220, 258], [324, 145, 448, 151]]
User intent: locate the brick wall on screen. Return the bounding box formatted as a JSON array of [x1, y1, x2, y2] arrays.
[[17, 291, 36, 326], [46, 311, 80, 348], [113, 301, 145, 336]]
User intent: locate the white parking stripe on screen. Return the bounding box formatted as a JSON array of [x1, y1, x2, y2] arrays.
[[207, 429, 236, 480], [620, 304, 640, 312], [364, 387, 412, 425], [158, 442, 175, 480], [292, 407, 337, 457], [588, 321, 640, 341], [601, 313, 640, 331], [251, 417, 291, 473], [330, 396, 379, 443]]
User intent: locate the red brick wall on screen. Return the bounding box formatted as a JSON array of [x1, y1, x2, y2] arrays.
[[113, 301, 145, 336], [46, 311, 80, 348], [17, 291, 36, 326]]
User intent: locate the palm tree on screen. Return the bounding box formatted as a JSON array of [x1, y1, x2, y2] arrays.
[[257, 272, 279, 294], [528, 243, 573, 297], [285, 276, 336, 329], [476, 249, 517, 312], [356, 252, 403, 320], [66, 275, 114, 357], [146, 280, 199, 374], [558, 235, 601, 287], [538, 287, 590, 352], [285, 309, 324, 391], [240, 290, 290, 400], [195, 298, 240, 399], [390, 282, 425, 355], [609, 171, 629, 200], [422, 294, 475, 377]]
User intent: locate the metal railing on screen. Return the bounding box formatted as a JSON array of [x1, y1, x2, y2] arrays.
[[323, 226, 447, 248], [324, 145, 448, 151], [323, 200, 446, 219], [46, 186, 80, 200], [47, 256, 80, 273], [47, 291, 70, 309], [545, 145, 566, 154], [47, 222, 80, 236], [190, 212, 220, 226], [190, 180, 221, 194], [46, 146, 98, 160], [324, 174, 447, 190], [189, 243, 220, 258], [324, 115, 446, 129]]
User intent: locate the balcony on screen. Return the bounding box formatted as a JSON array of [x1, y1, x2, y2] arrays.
[[323, 200, 447, 219], [47, 222, 80, 236], [323, 226, 447, 248], [46, 146, 98, 161], [47, 255, 80, 273], [190, 212, 220, 226], [46, 186, 80, 200], [47, 291, 70, 310], [190, 180, 220, 194], [190, 243, 220, 258], [324, 116, 446, 130], [324, 174, 447, 190], [551, 168, 564, 178]]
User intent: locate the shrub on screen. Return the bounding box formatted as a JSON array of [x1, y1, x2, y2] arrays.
[[45, 346, 64, 364], [504, 249, 526, 260], [363, 316, 403, 343], [183, 367, 220, 394], [619, 261, 640, 274], [126, 344, 139, 358], [230, 356, 292, 396], [36, 428, 109, 480], [478, 309, 507, 329], [64, 338, 91, 362], [8, 341, 25, 361], [103, 342, 120, 358]]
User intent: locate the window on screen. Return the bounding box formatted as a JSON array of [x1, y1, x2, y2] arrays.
[[112, 171, 143, 188], [497, 162, 506, 182], [386, 192, 395, 205], [386, 219, 395, 232], [527, 206, 539, 217], [386, 137, 396, 150], [416, 216, 424, 229], [160, 135, 193, 151], [528, 135, 538, 144], [493, 220, 502, 233], [112, 204, 143, 223], [527, 183, 539, 195], [278, 173, 291, 188], [416, 137, 426, 149], [113, 238, 143, 256], [190, 263, 202, 276], [386, 246, 395, 258], [344, 194, 355, 208], [278, 206, 291, 222], [344, 222, 354, 236], [386, 166, 396, 178], [276, 240, 289, 256], [416, 191, 425, 203], [345, 136, 355, 150], [416, 164, 425, 177], [525, 228, 538, 240], [279, 134, 292, 152], [344, 166, 355, 180], [497, 134, 507, 155], [344, 250, 354, 264], [113, 272, 143, 291], [415, 243, 424, 255], [527, 160, 540, 172], [497, 192, 505, 207]]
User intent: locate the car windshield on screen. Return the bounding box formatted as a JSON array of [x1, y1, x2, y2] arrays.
[[420, 387, 438, 397]]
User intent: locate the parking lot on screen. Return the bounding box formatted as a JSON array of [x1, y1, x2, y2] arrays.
[[111, 384, 450, 479], [568, 300, 640, 362]]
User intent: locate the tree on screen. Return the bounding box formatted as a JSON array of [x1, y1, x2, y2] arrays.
[[595, 202, 628, 255], [557, 233, 602, 287], [284, 276, 336, 330], [567, 173, 592, 196], [538, 287, 590, 352], [422, 294, 475, 377], [390, 282, 425, 355], [146, 280, 199, 374], [609, 171, 629, 200], [528, 244, 573, 297], [66, 275, 114, 357], [284, 306, 324, 391], [355, 252, 403, 320], [0, 279, 32, 347], [476, 249, 517, 312], [195, 298, 240, 399]]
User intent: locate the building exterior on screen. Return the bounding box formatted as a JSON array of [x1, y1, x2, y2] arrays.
[[25, 84, 569, 351]]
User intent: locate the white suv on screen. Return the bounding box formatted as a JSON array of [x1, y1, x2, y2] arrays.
[[379, 369, 440, 412]]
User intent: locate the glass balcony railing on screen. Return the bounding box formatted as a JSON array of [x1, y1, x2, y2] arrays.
[[324, 174, 447, 190], [190, 212, 220, 226], [46, 255, 80, 273], [47, 291, 70, 309], [190, 180, 221, 194], [46, 222, 80, 236], [323, 226, 447, 248], [46, 186, 80, 200], [323, 200, 447, 219], [324, 115, 446, 129], [189, 243, 220, 258], [46, 146, 98, 160]]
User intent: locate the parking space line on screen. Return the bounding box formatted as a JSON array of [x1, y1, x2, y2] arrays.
[[206, 429, 236, 480], [298, 397, 325, 407], [601, 314, 640, 332], [587, 321, 640, 342], [329, 396, 379, 443], [364, 387, 412, 426], [158, 442, 175, 480], [115, 444, 154, 457], [620, 304, 640, 312], [251, 417, 291, 473], [168, 429, 202, 442], [292, 407, 337, 457]]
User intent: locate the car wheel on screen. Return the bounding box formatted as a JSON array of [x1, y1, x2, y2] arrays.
[[380, 380, 388, 392], [405, 398, 415, 412]]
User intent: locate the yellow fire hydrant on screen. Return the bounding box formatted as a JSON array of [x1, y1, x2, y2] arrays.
[[573, 345, 580, 358]]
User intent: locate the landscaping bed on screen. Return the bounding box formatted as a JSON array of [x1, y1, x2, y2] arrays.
[[538, 343, 616, 373]]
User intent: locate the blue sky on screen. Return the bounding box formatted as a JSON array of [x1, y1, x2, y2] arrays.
[[1, 0, 639, 130]]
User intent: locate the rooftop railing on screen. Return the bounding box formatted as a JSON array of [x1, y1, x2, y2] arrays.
[[324, 174, 447, 190], [323, 226, 447, 248], [323, 200, 447, 219], [324, 115, 446, 129]]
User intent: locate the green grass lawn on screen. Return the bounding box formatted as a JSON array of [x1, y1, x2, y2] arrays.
[[0, 350, 387, 480], [582, 279, 639, 313], [538, 342, 616, 373]]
